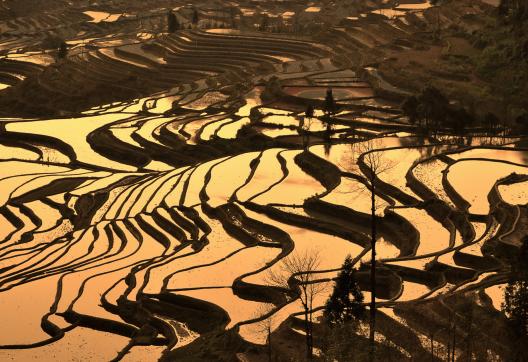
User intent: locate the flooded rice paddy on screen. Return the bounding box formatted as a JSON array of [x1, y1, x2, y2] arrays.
[[0, 0, 525, 360]]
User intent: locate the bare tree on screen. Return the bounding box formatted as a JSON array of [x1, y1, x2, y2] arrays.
[[267, 250, 327, 361], [352, 138, 395, 362]]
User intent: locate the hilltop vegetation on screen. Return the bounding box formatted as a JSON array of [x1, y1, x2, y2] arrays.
[[473, 0, 528, 115]]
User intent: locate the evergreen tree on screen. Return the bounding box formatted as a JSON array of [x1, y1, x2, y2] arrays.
[[324, 255, 365, 326]]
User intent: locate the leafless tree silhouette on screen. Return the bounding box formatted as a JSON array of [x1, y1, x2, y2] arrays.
[[267, 250, 327, 361]]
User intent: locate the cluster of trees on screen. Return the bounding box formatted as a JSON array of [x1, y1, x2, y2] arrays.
[[498, 0, 528, 23], [502, 237, 528, 361], [401, 86, 512, 135], [298, 88, 336, 148], [167, 8, 199, 33], [266, 252, 367, 360], [167, 7, 240, 32], [401, 86, 473, 135], [402, 86, 528, 136]]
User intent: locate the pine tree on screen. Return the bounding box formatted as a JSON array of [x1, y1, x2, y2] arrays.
[[324, 255, 365, 326]]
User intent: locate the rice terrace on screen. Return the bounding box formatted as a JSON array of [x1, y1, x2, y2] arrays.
[[0, 0, 527, 361]]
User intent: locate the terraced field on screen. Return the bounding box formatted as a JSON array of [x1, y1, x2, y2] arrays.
[[0, 0, 526, 361]]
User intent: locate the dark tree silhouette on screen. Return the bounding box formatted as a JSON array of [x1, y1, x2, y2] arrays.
[[229, 6, 238, 28], [447, 106, 474, 136], [192, 8, 199, 26], [305, 104, 314, 119], [323, 88, 337, 117], [484, 112, 500, 134], [352, 139, 394, 362], [502, 238, 528, 340], [515, 113, 528, 134], [417, 86, 449, 132], [267, 250, 327, 361], [254, 304, 276, 362], [324, 255, 365, 326], [404, 86, 484, 138], [260, 14, 269, 32], [401, 95, 420, 125], [498, 0, 528, 22], [167, 11, 179, 33], [301, 104, 315, 149], [57, 41, 68, 59], [499, 0, 510, 17]]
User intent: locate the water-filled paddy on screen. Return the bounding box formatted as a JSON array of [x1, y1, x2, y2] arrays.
[[283, 86, 374, 100], [0, 1, 526, 359], [447, 159, 528, 214]]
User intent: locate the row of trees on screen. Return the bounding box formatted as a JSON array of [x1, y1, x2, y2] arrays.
[[401, 86, 473, 135], [400, 86, 513, 136], [167, 9, 199, 33]]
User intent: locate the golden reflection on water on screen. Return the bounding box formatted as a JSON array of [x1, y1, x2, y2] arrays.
[[6, 113, 133, 171], [448, 159, 528, 214]]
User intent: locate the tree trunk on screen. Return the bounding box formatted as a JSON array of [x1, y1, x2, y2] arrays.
[[447, 313, 452, 362], [308, 306, 314, 358], [268, 326, 272, 362], [305, 308, 311, 361], [452, 317, 457, 362], [369, 182, 377, 362]]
